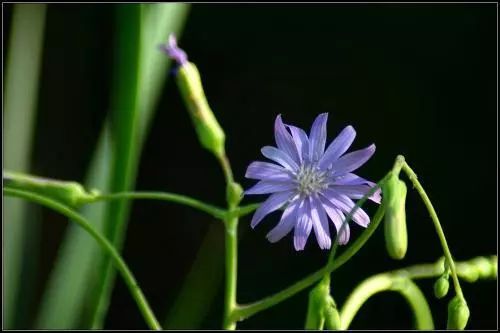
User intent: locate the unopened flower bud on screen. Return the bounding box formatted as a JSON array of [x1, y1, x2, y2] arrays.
[[382, 173, 408, 260], [459, 264, 479, 283], [470, 256, 495, 279], [447, 296, 470, 330], [324, 298, 342, 330], [160, 34, 226, 158], [4, 171, 98, 207], [433, 276, 450, 299], [227, 181, 243, 207]]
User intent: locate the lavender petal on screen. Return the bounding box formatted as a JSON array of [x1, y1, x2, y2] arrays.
[[245, 161, 292, 181], [309, 113, 328, 162], [322, 189, 370, 228], [293, 199, 313, 251], [319, 195, 350, 245], [287, 125, 310, 162], [330, 144, 376, 175], [310, 196, 332, 249], [274, 115, 301, 163], [318, 125, 356, 170], [330, 184, 381, 204], [244, 180, 296, 195], [266, 199, 299, 243], [261, 146, 299, 171], [250, 191, 296, 228]]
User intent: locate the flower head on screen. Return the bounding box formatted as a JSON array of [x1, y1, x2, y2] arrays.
[[159, 34, 188, 66], [244, 113, 381, 251]]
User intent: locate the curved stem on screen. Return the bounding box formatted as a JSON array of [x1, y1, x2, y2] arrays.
[[4, 188, 162, 330], [340, 273, 434, 329], [230, 204, 385, 323], [401, 162, 464, 299], [87, 191, 227, 220]]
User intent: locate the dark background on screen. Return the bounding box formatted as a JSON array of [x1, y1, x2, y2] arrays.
[[3, 3, 497, 329]]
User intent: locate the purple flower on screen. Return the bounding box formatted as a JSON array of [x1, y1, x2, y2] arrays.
[[159, 34, 188, 66], [244, 113, 381, 251]]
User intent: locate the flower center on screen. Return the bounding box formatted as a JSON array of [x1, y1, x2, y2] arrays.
[[295, 163, 329, 196]]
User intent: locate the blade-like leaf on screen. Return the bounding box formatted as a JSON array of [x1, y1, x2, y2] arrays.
[[4, 4, 47, 329], [34, 4, 190, 329]]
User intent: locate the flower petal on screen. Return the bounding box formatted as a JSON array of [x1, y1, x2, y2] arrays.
[[330, 144, 376, 175], [293, 198, 313, 251], [322, 189, 370, 228], [333, 172, 372, 185], [330, 184, 381, 204], [261, 146, 299, 171], [244, 180, 296, 195], [251, 191, 296, 228], [245, 161, 293, 181], [274, 115, 300, 163], [266, 199, 299, 243], [309, 113, 328, 162], [318, 125, 356, 170], [310, 196, 331, 249], [287, 125, 310, 162], [319, 195, 350, 245]]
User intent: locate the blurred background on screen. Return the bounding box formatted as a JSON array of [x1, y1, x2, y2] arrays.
[[3, 3, 497, 330]]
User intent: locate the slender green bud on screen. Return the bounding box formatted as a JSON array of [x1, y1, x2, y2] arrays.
[[382, 173, 408, 260], [447, 296, 470, 330], [459, 263, 479, 283], [470, 256, 495, 279], [433, 276, 450, 299], [323, 298, 341, 330], [176, 62, 226, 158], [305, 279, 330, 329], [3, 170, 99, 207], [227, 181, 243, 207]]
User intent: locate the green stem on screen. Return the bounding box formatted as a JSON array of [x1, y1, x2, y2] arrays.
[[88, 191, 227, 220], [4, 188, 162, 330], [339, 273, 434, 329], [230, 204, 385, 323], [223, 216, 239, 330], [401, 162, 464, 300]]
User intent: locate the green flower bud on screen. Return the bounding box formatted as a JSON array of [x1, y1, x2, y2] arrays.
[[324, 298, 342, 330], [447, 296, 470, 330], [4, 171, 98, 207], [176, 62, 226, 158], [491, 256, 497, 279], [382, 173, 408, 260], [227, 181, 243, 207], [470, 256, 494, 279], [305, 278, 330, 329], [459, 264, 479, 283], [433, 276, 450, 299]]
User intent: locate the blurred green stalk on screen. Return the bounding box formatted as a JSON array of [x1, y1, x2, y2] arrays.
[[4, 4, 47, 329], [35, 4, 190, 329]]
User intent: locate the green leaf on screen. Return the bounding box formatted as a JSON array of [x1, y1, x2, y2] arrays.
[[34, 4, 190, 329], [4, 4, 47, 328]]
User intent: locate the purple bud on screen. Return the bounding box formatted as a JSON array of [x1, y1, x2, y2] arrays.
[[159, 33, 188, 66]]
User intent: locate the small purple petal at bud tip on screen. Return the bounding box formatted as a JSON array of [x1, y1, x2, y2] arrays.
[[159, 33, 188, 66]]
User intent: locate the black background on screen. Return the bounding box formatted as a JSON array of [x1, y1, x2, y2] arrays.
[[3, 3, 497, 330]]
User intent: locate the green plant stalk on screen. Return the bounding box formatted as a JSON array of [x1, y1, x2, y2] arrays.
[[401, 162, 464, 300], [4, 188, 162, 330], [88, 192, 227, 219], [223, 216, 239, 330], [339, 274, 434, 329], [35, 4, 190, 329], [230, 204, 385, 323], [4, 4, 46, 328]]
